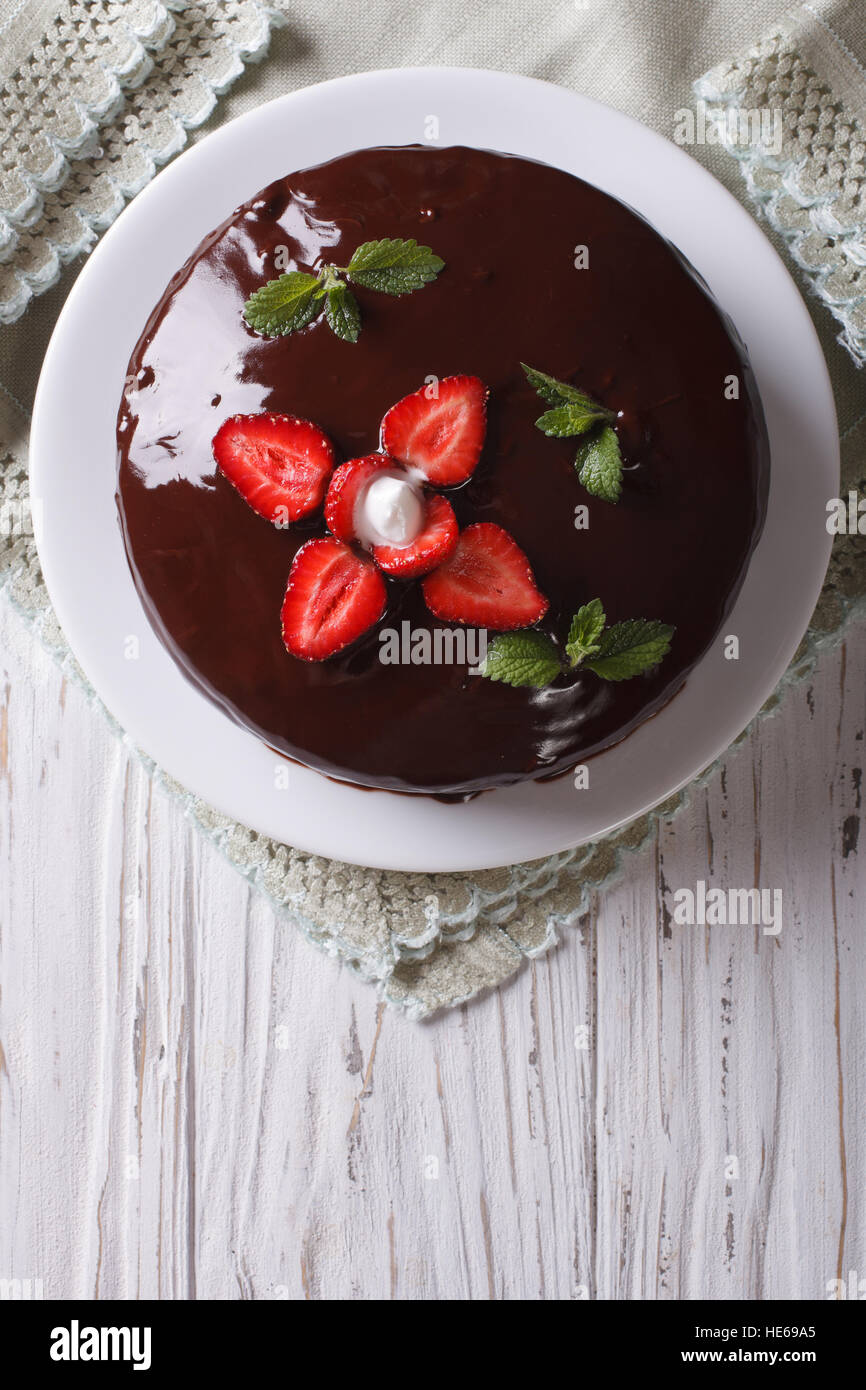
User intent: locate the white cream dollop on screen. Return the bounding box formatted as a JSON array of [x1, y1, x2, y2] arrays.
[[356, 473, 425, 549]]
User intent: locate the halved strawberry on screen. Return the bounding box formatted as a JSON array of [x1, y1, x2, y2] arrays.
[[373, 494, 458, 578], [281, 538, 386, 661], [324, 453, 395, 542], [213, 412, 336, 524], [421, 523, 548, 630], [380, 375, 488, 486]]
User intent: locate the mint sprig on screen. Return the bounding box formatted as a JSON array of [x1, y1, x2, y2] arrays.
[[481, 599, 674, 689], [521, 362, 623, 504], [243, 238, 444, 341]]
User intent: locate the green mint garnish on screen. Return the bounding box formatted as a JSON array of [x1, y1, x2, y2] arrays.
[[242, 270, 323, 337], [344, 238, 445, 295], [574, 425, 623, 504], [521, 362, 623, 504], [520, 363, 612, 413], [481, 600, 674, 689], [566, 599, 606, 665], [324, 281, 361, 343], [243, 238, 445, 342], [482, 629, 563, 689], [582, 618, 675, 681], [536, 404, 611, 437]]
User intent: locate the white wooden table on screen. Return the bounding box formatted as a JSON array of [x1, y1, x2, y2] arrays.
[[0, 595, 863, 1301]]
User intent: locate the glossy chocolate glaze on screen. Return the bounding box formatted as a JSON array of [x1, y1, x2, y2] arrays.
[[116, 145, 769, 795]]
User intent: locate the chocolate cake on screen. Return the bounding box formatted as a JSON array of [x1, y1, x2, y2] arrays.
[[116, 144, 769, 796]]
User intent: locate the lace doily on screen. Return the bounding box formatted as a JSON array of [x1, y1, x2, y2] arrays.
[[0, 0, 283, 323], [1, 1, 864, 1015], [695, 10, 866, 366]]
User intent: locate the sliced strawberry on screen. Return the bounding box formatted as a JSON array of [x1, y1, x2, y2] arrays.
[[380, 375, 488, 486], [213, 412, 336, 525], [281, 538, 386, 661], [421, 523, 548, 630], [373, 494, 458, 578], [324, 453, 395, 542]]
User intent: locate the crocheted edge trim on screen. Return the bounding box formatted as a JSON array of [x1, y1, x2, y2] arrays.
[[693, 66, 866, 367], [1, 0, 174, 227], [0, 2, 286, 323]]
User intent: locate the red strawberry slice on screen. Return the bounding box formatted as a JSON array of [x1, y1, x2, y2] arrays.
[[213, 412, 336, 524], [421, 523, 548, 630], [324, 453, 395, 542], [380, 375, 488, 486], [281, 538, 386, 661], [373, 494, 458, 578]]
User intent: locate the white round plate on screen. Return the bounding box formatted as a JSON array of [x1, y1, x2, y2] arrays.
[[31, 68, 838, 872]]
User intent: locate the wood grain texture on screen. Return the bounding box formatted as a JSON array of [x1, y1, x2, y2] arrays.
[[0, 597, 863, 1301]]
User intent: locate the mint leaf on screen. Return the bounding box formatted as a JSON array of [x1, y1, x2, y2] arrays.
[[482, 630, 563, 689], [566, 599, 606, 666], [521, 362, 615, 417], [345, 238, 445, 295], [583, 619, 675, 681], [536, 403, 610, 437], [243, 271, 322, 337], [325, 282, 361, 343], [575, 425, 623, 504]]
